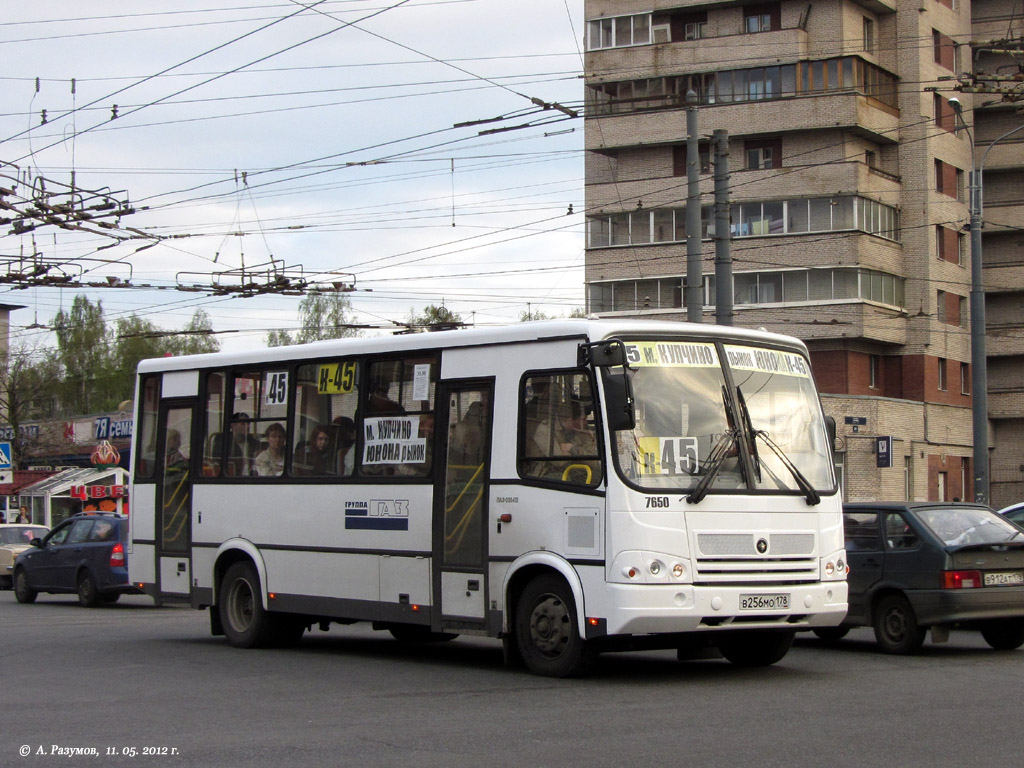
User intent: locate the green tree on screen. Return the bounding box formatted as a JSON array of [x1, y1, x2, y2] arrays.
[[406, 303, 463, 332], [266, 291, 359, 347], [0, 338, 65, 467], [53, 295, 115, 413], [171, 309, 222, 356]]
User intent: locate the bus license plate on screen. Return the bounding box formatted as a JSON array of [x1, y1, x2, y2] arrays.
[[984, 572, 1024, 587], [739, 594, 790, 610]]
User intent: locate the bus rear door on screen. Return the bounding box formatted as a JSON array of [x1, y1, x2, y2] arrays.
[[155, 400, 197, 599]]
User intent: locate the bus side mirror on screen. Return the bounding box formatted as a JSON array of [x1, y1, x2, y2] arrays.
[[603, 369, 636, 432], [578, 339, 627, 368]]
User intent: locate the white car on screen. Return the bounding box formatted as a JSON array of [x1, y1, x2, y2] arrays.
[[999, 502, 1024, 528], [0, 524, 49, 589]]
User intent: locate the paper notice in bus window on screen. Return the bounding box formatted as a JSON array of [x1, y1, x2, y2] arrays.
[[723, 345, 811, 378], [635, 436, 699, 475], [624, 341, 719, 368], [317, 361, 357, 394], [363, 416, 428, 464], [412, 364, 431, 401]]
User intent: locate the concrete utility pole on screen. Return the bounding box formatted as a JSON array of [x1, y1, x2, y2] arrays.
[[949, 96, 1024, 505], [685, 90, 702, 323], [712, 129, 733, 326]]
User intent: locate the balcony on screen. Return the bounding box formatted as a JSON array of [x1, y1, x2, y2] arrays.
[[586, 92, 900, 151]]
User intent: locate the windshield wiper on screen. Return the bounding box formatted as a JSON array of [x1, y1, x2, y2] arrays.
[[749, 429, 821, 506], [735, 386, 762, 484], [686, 429, 739, 504]]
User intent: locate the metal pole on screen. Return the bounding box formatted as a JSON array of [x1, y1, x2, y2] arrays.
[[712, 129, 733, 326], [952, 97, 1024, 505], [968, 169, 989, 505], [685, 90, 702, 323]]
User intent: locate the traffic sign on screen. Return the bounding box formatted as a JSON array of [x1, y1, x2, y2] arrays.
[[0, 441, 11, 469]]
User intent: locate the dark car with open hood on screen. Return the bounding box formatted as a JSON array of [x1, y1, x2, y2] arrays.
[[812, 502, 1024, 654]]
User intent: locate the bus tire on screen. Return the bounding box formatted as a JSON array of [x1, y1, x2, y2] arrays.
[[718, 629, 795, 667], [219, 562, 276, 648], [515, 574, 592, 677], [14, 568, 37, 604], [77, 570, 101, 608], [872, 594, 925, 654], [980, 619, 1024, 651]]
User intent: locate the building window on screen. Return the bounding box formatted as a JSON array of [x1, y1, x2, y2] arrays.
[[869, 355, 880, 389], [960, 362, 970, 394], [673, 143, 711, 176], [936, 290, 947, 323], [744, 4, 780, 33], [961, 457, 970, 499], [863, 18, 875, 52], [745, 139, 782, 170], [586, 13, 652, 51], [938, 358, 948, 391], [934, 94, 956, 132], [959, 296, 967, 327], [933, 30, 956, 70], [935, 159, 963, 199]]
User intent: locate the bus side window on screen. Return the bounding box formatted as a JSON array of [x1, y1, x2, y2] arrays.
[[361, 357, 436, 478], [202, 372, 226, 477], [520, 372, 601, 487], [291, 361, 360, 478]]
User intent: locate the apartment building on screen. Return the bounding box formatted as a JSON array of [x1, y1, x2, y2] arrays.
[[582, 0, 1023, 504]]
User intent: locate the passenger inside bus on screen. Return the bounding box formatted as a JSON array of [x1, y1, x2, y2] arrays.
[[293, 425, 332, 476], [254, 423, 286, 476], [333, 416, 357, 476], [368, 377, 404, 414]]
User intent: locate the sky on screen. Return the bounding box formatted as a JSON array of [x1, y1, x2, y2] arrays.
[[0, 0, 587, 353]]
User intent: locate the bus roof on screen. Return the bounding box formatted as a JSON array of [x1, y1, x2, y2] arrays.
[[136, 318, 810, 373]]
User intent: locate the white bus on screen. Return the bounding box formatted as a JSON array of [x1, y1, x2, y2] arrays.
[[128, 319, 847, 676]]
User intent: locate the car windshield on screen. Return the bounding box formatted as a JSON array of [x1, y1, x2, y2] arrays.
[[0, 526, 48, 545], [613, 339, 834, 493], [916, 506, 1023, 547]]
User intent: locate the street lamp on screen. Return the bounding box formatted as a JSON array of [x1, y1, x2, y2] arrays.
[[949, 96, 1024, 505]]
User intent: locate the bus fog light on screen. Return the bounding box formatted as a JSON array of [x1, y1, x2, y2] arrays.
[[649, 560, 662, 576], [672, 563, 685, 579], [804, 595, 814, 609]]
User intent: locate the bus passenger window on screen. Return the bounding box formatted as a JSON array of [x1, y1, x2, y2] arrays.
[[361, 357, 436, 478], [521, 372, 602, 487], [291, 361, 360, 478]]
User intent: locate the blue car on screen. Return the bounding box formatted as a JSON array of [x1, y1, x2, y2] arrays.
[[13, 513, 137, 607]]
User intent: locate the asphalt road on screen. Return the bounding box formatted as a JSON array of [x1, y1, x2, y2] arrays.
[[2, 592, 1019, 768]]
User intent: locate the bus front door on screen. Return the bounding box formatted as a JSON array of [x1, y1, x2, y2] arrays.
[[156, 402, 195, 598], [434, 382, 493, 630]]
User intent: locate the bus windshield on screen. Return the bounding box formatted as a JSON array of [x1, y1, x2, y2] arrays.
[[614, 340, 834, 494]]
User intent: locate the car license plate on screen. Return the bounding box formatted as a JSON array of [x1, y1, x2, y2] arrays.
[[739, 593, 790, 610], [983, 571, 1024, 587]]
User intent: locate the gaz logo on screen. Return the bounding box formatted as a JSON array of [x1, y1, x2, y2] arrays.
[[344, 499, 410, 530]]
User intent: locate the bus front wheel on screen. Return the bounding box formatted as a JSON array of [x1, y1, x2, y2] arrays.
[[514, 575, 593, 677], [219, 562, 277, 648]]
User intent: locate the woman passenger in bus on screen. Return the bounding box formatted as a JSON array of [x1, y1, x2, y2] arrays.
[[254, 423, 286, 476], [333, 416, 357, 476], [293, 425, 332, 476]]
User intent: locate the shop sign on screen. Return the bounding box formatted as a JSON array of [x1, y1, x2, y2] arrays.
[[70, 484, 128, 500]]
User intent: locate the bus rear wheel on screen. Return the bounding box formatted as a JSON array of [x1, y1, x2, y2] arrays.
[[515, 575, 592, 677], [717, 629, 795, 667], [219, 562, 277, 648]]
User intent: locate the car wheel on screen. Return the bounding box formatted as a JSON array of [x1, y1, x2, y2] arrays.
[[77, 571, 101, 608], [515, 574, 593, 677], [14, 568, 37, 604], [218, 561, 277, 648], [872, 594, 925, 654], [980, 619, 1024, 651], [813, 626, 851, 642], [718, 629, 795, 666]]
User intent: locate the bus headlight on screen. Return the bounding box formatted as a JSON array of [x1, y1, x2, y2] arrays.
[[649, 560, 662, 576], [672, 563, 685, 579]]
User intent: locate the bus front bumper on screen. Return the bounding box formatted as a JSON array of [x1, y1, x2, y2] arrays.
[[597, 581, 848, 637]]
